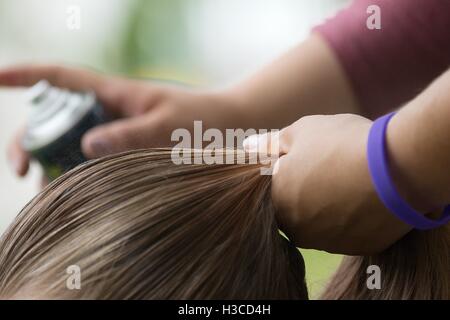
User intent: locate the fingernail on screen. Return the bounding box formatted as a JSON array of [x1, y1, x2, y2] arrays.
[[243, 135, 260, 152]]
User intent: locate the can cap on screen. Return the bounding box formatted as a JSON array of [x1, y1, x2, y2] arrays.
[[22, 80, 96, 151]]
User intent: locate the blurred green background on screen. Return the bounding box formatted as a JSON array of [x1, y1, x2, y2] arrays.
[[0, 0, 351, 298]]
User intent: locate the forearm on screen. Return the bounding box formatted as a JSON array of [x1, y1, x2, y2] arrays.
[[224, 34, 361, 130], [388, 69, 450, 213]]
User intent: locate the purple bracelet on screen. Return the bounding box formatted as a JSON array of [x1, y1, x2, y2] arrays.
[[367, 112, 450, 230]]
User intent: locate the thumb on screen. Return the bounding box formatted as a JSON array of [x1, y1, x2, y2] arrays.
[[81, 116, 160, 158], [242, 126, 293, 157], [242, 131, 283, 157]]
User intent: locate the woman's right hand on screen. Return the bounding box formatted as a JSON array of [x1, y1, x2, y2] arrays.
[[2, 65, 244, 182]]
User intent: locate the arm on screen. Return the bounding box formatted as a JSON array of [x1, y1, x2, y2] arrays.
[[226, 0, 450, 127], [3, 34, 361, 181], [5, 0, 449, 181], [226, 34, 361, 129], [388, 69, 450, 213]]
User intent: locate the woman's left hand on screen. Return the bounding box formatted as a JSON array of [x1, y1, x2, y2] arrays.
[[245, 114, 410, 255]]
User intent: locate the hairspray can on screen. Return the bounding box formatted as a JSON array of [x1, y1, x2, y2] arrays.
[[22, 80, 108, 180]]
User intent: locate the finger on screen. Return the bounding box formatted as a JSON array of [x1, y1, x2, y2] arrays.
[[0, 64, 137, 117], [7, 128, 30, 177], [242, 132, 277, 156], [94, 80, 161, 118], [81, 115, 167, 159], [242, 129, 290, 156], [0, 64, 107, 91]]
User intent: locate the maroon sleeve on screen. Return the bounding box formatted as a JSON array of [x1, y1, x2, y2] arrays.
[[314, 0, 450, 119]]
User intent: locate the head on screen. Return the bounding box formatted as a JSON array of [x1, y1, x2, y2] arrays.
[[0, 149, 448, 300], [0, 149, 307, 299]]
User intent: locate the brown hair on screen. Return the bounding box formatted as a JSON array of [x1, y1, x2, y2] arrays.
[[0, 149, 307, 299], [0, 149, 448, 299], [322, 225, 450, 299]]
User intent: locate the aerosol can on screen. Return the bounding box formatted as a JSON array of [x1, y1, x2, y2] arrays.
[[22, 80, 108, 180]]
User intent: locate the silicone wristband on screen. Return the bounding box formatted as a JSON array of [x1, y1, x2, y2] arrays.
[[367, 112, 450, 230]]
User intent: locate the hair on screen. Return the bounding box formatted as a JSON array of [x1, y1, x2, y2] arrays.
[[0, 149, 448, 300], [321, 225, 450, 299], [0, 149, 307, 299]]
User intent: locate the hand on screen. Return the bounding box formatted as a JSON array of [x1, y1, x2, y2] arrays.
[[3, 65, 243, 182], [245, 114, 411, 255]]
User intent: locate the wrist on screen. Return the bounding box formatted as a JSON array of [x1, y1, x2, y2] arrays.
[[386, 110, 448, 213], [353, 119, 410, 251]]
